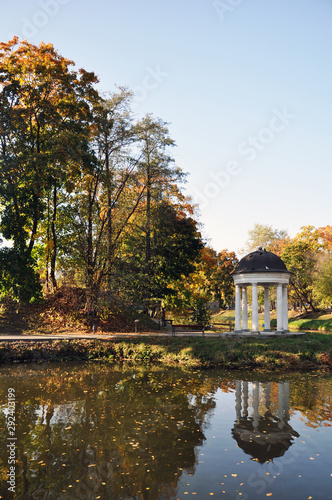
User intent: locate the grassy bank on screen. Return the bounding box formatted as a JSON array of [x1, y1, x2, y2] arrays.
[[288, 312, 332, 332], [0, 333, 331, 371], [211, 309, 332, 332]]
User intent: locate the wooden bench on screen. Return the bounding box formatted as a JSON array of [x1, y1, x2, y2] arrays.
[[171, 324, 206, 336], [211, 322, 234, 332]]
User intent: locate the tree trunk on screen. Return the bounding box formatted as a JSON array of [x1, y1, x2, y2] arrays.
[[105, 139, 113, 290], [50, 185, 57, 290], [145, 163, 152, 303], [86, 187, 99, 329], [145, 165, 151, 275], [45, 193, 50, 291], [28, 193, 39, 256]]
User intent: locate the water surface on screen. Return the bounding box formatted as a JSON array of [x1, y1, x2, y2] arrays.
[[0, 363, 331, 499]]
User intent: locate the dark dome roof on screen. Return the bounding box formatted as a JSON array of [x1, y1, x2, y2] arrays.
[[233, 248, 290, 275]]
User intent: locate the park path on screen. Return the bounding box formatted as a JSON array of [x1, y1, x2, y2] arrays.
[[0, 332, 222, 341]]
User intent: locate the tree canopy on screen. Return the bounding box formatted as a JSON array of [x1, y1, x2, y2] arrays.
[[0, 38, 207, 317], [1, 38, 330, 321]]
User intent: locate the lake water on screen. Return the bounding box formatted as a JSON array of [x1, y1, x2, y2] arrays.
[[0, 362, 331, 500]]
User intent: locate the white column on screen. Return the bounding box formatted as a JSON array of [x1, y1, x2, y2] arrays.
[[277, 382, 285, 429], [251, 283, 259, 333], [242, 381, 249, 419], [264, 286, 271, 331], [242, 287, 248, 331], [283, 285, 289, 332], [235, 285, 242, 331], [284, 382, 290, 422], [277, 283, 284, 332], [265, 382, 271, 410], [235, 381, 241, 423], [252, 382, 260, 430]]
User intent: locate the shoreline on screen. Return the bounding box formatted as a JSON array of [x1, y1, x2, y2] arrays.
[[0, 333, 331, 372]]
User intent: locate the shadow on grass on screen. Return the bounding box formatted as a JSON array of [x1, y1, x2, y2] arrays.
[[0, 333, 331, 371]]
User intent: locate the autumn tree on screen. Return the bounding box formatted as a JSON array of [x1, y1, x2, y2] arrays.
[[163, 252, 214, 325], [91, 88, 136, 287], [317, 225, 332, 252], [313, 254, 332, 307], [281, 226, 323, 311], [120, 201, 203, 306], [0, 38, 207, 319], [55, 149, 148, 316], [131, 115, 187, 302], [241, 223, 289, 256], [0, 37, 99, 299], [164, 247, 237, 323], [214, 249, 238, 308]]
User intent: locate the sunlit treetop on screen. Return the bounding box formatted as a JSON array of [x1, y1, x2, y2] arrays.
[[0, 37, 99, 107]]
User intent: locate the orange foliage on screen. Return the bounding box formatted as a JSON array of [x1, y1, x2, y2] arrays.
[[318, 225, 332, 251], [268, 237, 290, 256]]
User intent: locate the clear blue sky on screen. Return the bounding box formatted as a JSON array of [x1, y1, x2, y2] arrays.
[[2, 0, 331, 255]]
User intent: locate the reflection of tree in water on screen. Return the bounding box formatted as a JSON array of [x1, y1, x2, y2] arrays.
[[1, 366, 330, 498], [289, 374, 332, 429], [232, 381, 300, 464], [0, 365, 219, 500]]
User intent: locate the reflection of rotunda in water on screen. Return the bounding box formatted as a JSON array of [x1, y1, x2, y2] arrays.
[[232, 381, 299, 463]]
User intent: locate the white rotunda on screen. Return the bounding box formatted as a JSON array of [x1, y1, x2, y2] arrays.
[[232, 248, 291, 334]]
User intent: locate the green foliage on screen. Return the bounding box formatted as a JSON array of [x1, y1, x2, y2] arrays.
[[241, 223, 289, 254], [0, 248, 42, 302], [0, 37, 99, 260], [121, 202, 203, 303], [188, 296, 212, 325], [0, 39, 203, 310], [282, 240, 318, 310], [313, 255, 332, 307], [164, 247, 237, 324]]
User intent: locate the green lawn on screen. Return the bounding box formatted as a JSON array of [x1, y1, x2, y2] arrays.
[[0, 333, 331, 371], [211, 309, 332, 332]]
